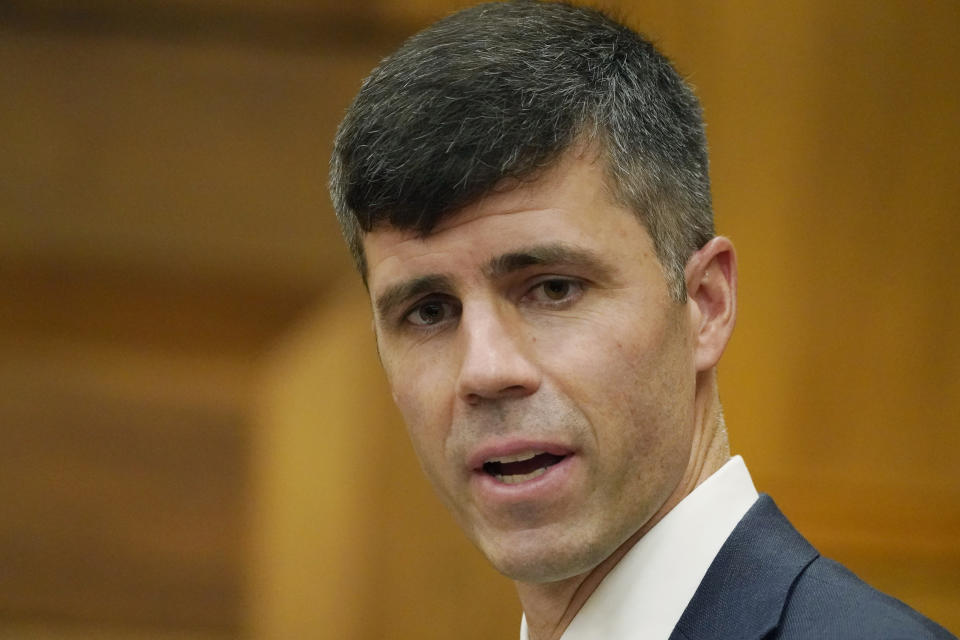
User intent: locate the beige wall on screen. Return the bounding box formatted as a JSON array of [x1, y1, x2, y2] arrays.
[[0, 1, 957, 638]]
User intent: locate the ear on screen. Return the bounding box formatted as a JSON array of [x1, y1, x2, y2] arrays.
[[684, 236, 737, 372]]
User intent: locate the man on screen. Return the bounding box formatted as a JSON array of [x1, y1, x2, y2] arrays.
[[328, 2, 955, 638]]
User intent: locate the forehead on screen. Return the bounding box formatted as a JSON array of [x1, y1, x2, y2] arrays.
[[362, 151, 648, 288]]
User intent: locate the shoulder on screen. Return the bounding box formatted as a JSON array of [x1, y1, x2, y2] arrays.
[[673, 495, 956, 640], [776, 547, 955, 639]]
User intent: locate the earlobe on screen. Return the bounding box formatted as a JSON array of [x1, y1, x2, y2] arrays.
[[684, 236, 738, 372]]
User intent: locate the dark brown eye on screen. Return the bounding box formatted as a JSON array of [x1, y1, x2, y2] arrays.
[[418, 302, 445, 323], [405, 299, 458, 326], [542, 279, 571, 300]]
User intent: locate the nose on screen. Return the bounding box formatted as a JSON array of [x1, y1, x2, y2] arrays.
[[455, 305, 541, 405]]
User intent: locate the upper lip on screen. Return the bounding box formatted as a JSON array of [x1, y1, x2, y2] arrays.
[[467, 439, 575, 471]]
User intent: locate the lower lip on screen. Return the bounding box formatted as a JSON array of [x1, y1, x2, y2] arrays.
[[471, 454, 578, 504]]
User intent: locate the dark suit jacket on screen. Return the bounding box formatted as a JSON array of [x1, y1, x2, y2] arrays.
[[669, 495, 956, 640]]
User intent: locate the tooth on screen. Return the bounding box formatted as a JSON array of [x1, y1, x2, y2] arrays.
[[496, 467, 548, 485], [488, 450, 543, 465]]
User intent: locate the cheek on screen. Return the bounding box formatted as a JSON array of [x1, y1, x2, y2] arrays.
[[384, 351, 453, 460], [384, 340, 441, 408], [391, 383, 450, 499], [540, 323, 661, 397], [540, 313, 694, 442], [391, 381, 439, 442]]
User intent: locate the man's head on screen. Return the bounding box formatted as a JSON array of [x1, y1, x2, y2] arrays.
[[329, 1, 736, 587], [330, 0, 713, 301]]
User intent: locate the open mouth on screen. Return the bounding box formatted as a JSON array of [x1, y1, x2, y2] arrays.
[[482, 451, 567, 485]]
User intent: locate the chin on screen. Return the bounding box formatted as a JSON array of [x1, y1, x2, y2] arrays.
[[481, 533, 614, 585]]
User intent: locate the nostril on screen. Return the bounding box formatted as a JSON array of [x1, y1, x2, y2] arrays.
[[463, 384, 532, 405]]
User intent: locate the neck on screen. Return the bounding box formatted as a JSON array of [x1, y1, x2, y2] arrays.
[[517, 372, 729, 640]]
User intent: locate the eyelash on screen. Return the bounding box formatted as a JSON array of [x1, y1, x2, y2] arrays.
[[524, 277, 585, 306], [400, 278, 586, 328], [402, 296, 461, 328]]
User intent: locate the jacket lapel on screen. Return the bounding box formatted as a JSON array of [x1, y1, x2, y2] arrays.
[[668, 495, 818, 640]]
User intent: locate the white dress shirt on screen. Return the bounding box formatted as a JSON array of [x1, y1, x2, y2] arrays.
[[519, 455, 759, 640]]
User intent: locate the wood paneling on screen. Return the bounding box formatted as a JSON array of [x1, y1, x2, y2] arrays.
[[1, 0, 956, 637], [0, 264, 290, 634], [249, 282, 520, 640], [0, 25, 374, 287], [0, 2, 398, 634], [689, 1, 960, 630], [251, 1, 959, 637]]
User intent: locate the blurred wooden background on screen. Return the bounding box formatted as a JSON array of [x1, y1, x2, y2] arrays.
[[0, 1, 957, 638]]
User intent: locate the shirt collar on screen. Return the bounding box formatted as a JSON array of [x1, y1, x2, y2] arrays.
[[520, 455, 759, 640]]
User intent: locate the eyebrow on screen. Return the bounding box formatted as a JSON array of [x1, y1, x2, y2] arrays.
[[484, 243, 612, 280], [374, 243, 611, 320]]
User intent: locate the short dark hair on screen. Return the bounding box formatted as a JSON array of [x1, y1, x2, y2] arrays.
[[330, 0, 714, 300]]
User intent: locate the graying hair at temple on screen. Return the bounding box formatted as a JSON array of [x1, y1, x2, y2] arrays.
[[329, 0, 714, 300]]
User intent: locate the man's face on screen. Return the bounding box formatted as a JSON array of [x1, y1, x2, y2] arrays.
[[364, 151, 700, 584]]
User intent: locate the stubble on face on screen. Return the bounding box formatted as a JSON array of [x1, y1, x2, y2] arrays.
[[365, 149, 701, 587], [439, 390, 595, 579]]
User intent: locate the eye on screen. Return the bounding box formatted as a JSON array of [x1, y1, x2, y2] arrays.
[[527, 278, 584, 304], [404, 298, 460, 327], [541, 279, 572, 300]]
